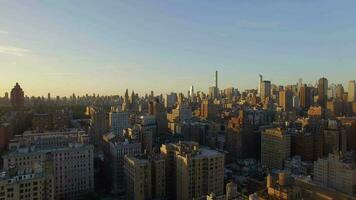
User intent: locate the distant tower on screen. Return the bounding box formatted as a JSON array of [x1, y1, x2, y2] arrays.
[[189, 85, 194, 98], [298, 78, 303, 91], [318, 77, 328, 108], [258, 74, 263, 96], [10, 82, 24, 109], [348, 80, 356, 102], [215, 70, 218, 88]]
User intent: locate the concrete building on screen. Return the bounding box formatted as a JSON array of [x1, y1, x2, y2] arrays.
[[226, 125, 258, 161], [327, 99, 344, 117], [200, 100, 219, 120], [0, 168, 54, 200], [148, 99, 168, 143], [291, 131, 315, 162], [284, 156, 313, 176], [189, 85, 195, 101], [208, 71, 220, 100], [160, 142, 225, 200], [124, 154, 166, 200], [109, 110, 130, 135], [151, 154, 166, 199], [160, 143, 178, 200], [279, 90, 293, 111], [0, 123, 11, 151], [169, 104, 192, 123], [328, 83, 337, 99], [323, 120, 347, 156], [336, 84, 345, 100], [260, 80, 271, 101], [109, 139, 142, 193], [261, 128, 291, 169], [292, 96, 300, 109], [265, 172, 302, 200], [254, 171, 356, 200], [258, 74, 263, 97], [209, 86, 219, 100], [9, 129, 89, 151], [88, 106, 109, 146], [348, 80, 356, 102], [124, 156, 152, 200], [314, 151, 356, 196], [3, 143, 94, 200], [165, 93, 177, 108], [299, 84, 312, 110], [318, 78, 328, 108]]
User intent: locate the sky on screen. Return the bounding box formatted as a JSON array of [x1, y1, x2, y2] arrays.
[[1, 0, 356, 97]]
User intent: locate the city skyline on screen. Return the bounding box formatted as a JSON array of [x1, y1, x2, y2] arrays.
[[1, 73, 355, 98], [1, 1, 356, 96]]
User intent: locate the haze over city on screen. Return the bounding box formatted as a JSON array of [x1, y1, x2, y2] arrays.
[[2, 1, 356, 200], [1, 0, 356, 96]]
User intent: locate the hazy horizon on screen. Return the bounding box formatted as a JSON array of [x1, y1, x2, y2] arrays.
[[1, 1, 356, 96]]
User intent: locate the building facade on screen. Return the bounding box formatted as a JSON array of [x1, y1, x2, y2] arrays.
[[261, 128, 291, 169]]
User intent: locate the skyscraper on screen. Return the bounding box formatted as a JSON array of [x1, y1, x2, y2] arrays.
[[209, 71, 219, 99], [189, 85, 194, 100], [10, 82, 24, 108], [258, 74, 263, 97], [261, 128, 291, 169], [124, 156, 152, 200], [260, 80, 271, 101], [299, 84, 312, 110], [336, 84, 344, 100], [328, 83, 337, 99], [297, 78, 303, 91], [279, 90, 293, 111], [215, 70, 218, 88], [88, 106, 109, 146], [124, 154, 166, 200], [148, 99, 168, 142], [161, 142, 224, 200], [318, 77, 328, 108], [165, 93, 177, 108], [109, 109, 130, 135], [348, 80, 356, 102], [200, 99, 218, 120], [208, 86, 219, 100]]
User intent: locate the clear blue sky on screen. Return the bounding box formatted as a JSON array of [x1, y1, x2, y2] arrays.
[[1, 0, 356, 96]]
